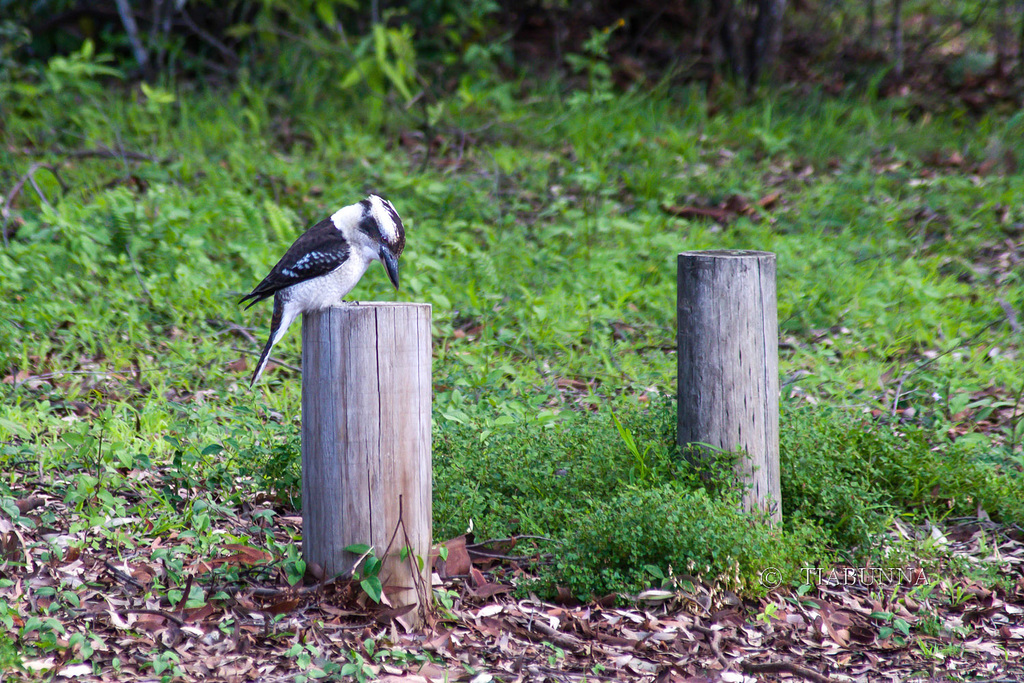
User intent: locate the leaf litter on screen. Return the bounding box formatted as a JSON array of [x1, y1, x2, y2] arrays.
[[2, 470, 1024, 683]]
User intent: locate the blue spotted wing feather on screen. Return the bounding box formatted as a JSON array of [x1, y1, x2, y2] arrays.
[[240, 218, 350, 308]]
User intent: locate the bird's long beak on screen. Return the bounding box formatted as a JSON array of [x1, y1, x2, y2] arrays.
[[380, 244, 400, 290]]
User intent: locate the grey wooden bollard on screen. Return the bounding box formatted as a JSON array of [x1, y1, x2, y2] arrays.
[[677, 250, 781, 523], [301, 303, 432, 625]]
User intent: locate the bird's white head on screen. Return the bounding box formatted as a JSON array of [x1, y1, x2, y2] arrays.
[[330, 194, 405, 289], [361, 194, 405, 290], [365, 194, 405, 254]]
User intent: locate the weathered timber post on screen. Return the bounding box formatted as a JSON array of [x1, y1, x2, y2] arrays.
[[302, 303, 432, 626], [677, 250, 781, 523]]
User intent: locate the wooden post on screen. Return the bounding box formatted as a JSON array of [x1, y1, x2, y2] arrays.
[[677, 250, 781, 523], [301, 303, 432, 625]]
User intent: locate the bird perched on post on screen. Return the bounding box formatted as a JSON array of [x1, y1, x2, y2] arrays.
[[241, 194, 405, 387]]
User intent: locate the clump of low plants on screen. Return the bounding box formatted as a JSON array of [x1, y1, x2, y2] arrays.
[[546, 483, 827, 599], [781, 404, 1024, 557], [434, 398, 829, 598]]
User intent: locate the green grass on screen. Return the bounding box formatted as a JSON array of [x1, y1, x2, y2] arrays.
[[2, 44, 1024, 616]]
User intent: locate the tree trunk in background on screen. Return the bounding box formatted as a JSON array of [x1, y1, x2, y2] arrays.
[[867, 0, 878, 47], [1019, 0, 1024, 74], [996, 0, 1008, 73], [113, 0, 150, 75], [748, 0, 787, 87], [715, 0, 746, 83], [711, 0, 787, 88], [891, 0, 904, 78]]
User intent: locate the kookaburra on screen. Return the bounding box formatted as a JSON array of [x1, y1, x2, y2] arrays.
[[241, 194, 405, 386]]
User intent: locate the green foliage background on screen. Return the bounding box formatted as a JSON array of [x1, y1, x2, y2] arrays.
[[2, 4, 1024, 607]]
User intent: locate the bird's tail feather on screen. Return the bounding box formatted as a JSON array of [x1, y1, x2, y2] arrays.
[[250, 339, 275, 387], [250, 297, 285, 387], [241, 295, 264, 310]]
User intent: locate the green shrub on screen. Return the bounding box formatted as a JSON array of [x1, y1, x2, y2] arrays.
[[0, 626, 21, 675], [781, 405, 1024, 555], [436, 400, 1024, 598], [780, 406, 894, 550], [549, 483, 826, 599], [865, 424, 1024, 526], [434, 399, 828, 598], [432, 398, 732, 541]]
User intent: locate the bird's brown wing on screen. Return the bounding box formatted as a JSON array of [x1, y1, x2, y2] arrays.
[[240, 217, 351, 307]]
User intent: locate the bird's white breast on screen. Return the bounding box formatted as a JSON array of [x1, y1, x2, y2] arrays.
[[284, 253, 372, 312]]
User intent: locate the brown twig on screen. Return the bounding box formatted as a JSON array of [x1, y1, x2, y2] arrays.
[[247, 585, 309, 599], [124, 608, 184, 627], [242, 576, 343, 599], [519, 616, 585, 652], [464, 548, 537, 562], [103, 559, 144, 590], [13, 369, 117, 388], [214, 321, 258, 345], [177, 574, 195, 620], [396, 495, 434, 628], [691, 623, 835, 682], [529, 665, 621, 681], [997, 298, 1022, 333], [9, 526, 34, 573], [125, 244, 153, 302], [231, 346, 301, 374], [15, 146, 168, 163], [179, 7, 239, 66], [742, 660, 835, 683], [890, 316, 1004, 417], [466, 535, 559, 548], [25, 172, 56, 210], [691, 623, 732, 672], [15, 497, 45, 515], [2, 162, 66, 247], [319, 620, 377, 631]]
